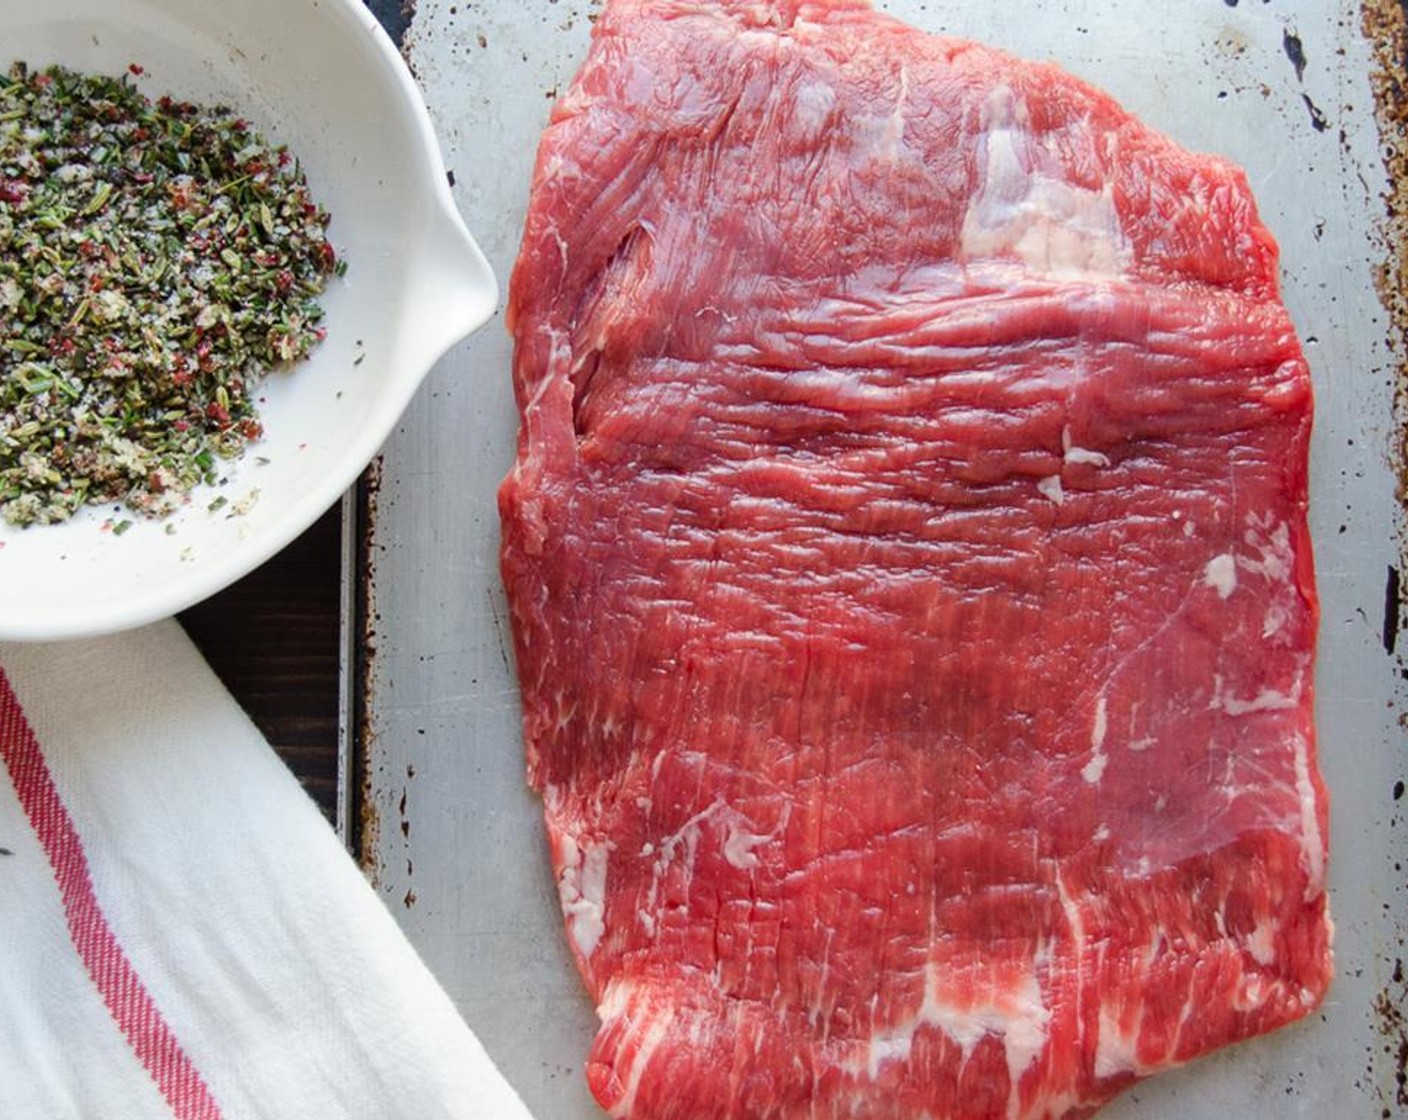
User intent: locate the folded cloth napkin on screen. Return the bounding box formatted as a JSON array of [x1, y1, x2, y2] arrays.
[[0, 619, 534, 1120]]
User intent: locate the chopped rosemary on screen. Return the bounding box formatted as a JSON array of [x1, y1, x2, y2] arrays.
[[0, 61, 342, 527]]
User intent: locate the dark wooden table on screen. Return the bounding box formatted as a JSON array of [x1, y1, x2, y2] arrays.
[[179, 0, 411, 827], [179, 505, 345, 822]]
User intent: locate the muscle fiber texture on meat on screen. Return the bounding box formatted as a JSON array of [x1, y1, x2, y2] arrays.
[[499, 2, 1331, 1117]]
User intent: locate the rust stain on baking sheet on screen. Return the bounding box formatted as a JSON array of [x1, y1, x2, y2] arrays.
[[1283, 27, 1309, 81], [354, 454, 385, 885], [1374, 959, 1408, 1112], [1363, 0, 1408, 655], [1388, 565, 1403, 655], [1365, 1, 1408, 1105]]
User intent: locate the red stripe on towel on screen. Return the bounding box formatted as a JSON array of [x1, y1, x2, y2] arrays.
[[0, 669, 223, 1120]]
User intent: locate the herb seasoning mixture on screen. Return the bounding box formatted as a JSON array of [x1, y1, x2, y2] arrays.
[[0, 61, 342, 528]]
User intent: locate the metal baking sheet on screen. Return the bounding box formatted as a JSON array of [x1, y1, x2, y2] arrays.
[[353, 2, 1408, 1116]]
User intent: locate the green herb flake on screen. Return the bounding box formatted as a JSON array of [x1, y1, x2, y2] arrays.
[[0, 61, 343, 529]]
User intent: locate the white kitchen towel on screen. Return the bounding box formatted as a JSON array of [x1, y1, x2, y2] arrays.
[[0, 618, 534, 1120]]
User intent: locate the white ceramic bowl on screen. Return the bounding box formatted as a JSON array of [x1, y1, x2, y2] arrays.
[[0, 0, 496, 641]]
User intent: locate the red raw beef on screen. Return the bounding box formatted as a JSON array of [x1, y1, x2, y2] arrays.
[[499, 1, 1331, 1117]]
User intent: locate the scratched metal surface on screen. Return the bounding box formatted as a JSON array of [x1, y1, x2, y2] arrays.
[[355, 2, 1408, 1116]]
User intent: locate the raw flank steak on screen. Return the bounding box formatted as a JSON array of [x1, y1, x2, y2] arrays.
[[499, 2, 1330, 1117]]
